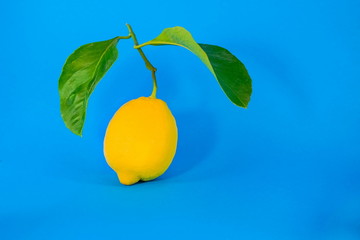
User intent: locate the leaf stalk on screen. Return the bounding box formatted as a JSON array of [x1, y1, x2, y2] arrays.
[[126, 24, 157, 98]]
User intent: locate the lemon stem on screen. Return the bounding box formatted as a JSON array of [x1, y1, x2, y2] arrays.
[[126, 24, 157, 98]]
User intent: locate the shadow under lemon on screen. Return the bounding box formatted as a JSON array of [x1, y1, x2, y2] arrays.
[[160, 109, 217, 180], [57, 109, 217, 186]]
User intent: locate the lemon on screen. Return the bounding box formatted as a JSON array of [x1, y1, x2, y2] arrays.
[[103, 96, 178, 185]]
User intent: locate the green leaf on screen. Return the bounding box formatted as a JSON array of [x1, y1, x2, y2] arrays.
[[137, 27, 252, 108], [58, 37, 120, 136]]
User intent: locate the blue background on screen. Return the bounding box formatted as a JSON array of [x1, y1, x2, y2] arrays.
[[1, 0, 359, 239]]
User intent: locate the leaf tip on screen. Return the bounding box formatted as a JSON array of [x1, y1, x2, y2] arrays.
[[72, 128, 83, 137], [232, 98, 251, 109]]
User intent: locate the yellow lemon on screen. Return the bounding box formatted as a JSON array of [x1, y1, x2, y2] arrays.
[[103, 97, 178, 185]]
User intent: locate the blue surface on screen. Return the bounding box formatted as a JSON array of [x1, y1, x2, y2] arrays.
[[1, 0, 360, 239]]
